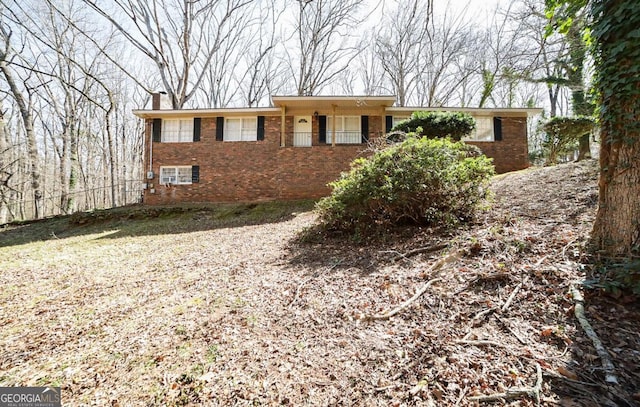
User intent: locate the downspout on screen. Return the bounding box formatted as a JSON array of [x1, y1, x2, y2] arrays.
[[280, 105, 286, 147], [148, 119, 153, 173], [149, 91, 164, 175]]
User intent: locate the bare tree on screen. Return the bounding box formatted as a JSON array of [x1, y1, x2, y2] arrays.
[[451, 46, 484, 107], [0, 22, 43, 218], [9, 1, 127, 210], [0, 99, 18, 223], [354, 30, 388, 95], [503, 0, 568, 115], [236, 0, 285, 107], [287, 0, 367, 96], [194, 27, 241, 108], [35, 2, 88, 213], [375, 0, 433, 106], [475, 3, 531, 108], [0, 0, 147, 220], [415, 7, 475, 106], [80, 0, 255, 109]]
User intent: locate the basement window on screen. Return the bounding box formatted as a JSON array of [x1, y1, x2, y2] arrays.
[[160, 166, 194, 185]]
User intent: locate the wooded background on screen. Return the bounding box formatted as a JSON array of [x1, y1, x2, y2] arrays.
[[0, 0, 588, 222]]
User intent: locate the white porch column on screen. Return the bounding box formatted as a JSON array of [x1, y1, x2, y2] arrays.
[[331, 104, 337, 147], [280, 106, 286, 147]]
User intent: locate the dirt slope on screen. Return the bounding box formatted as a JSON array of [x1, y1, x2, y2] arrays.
[[0, 159, 638, 406]]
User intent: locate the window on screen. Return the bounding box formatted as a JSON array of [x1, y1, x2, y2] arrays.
[[393, 116, 410, 128], [327, 116, 361, 144], [160, 166, 195, 185], [225, 117, 257, 141], [162, 119, 193, 142], [464, 117, 494, 141]]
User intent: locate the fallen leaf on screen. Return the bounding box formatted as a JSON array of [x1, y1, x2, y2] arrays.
[[557, 366, 579, 380], [432, 388, 443, 400], [538, 359, 551, 369], [541, 327, 554, 337]]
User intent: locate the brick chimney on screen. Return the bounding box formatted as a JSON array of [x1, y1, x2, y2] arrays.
[[152, 91, 168, 110]]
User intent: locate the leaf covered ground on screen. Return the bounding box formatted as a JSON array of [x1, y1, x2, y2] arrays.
[[0, 159, 638, 406]]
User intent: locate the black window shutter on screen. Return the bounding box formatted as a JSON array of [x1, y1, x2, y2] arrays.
[[385, 115, 393, 132], [493, 117, 503, 141], [191, 165, 200, 183], [361, 115, 369, 143], [257, 116, 265, 141], [193, 118, 201, 142], [319, 115, 327, 143], [152, 118, 162, 142], [216, 117, 224, 141]]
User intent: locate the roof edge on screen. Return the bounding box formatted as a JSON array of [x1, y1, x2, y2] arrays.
[[271, 95, 397, 108], [132, 105, 544, 119], [132, 107, 281, 119], [387, 106, 544, 115]]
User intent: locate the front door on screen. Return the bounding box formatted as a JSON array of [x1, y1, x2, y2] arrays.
[[294, 116, 312, 147]]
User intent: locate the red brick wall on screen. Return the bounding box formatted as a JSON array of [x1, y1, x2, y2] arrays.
[[142, 114, 527, 204], [144, 116, 376, 204], [275, 146, 368, 199], [467, 116, 529, 173]]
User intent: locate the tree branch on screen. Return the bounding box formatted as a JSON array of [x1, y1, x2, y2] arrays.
[[571, 286, 618, 384]]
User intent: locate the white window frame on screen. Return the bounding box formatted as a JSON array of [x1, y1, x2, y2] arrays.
[[328, 115, 361, 144], [161, 119, 193, 143], [159, 166, 193, 185], [393, 116, 410, 128], [464, 116, 494, 142], [224, 117, 258, 142]]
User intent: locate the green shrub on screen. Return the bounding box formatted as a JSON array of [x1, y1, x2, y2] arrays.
[[586, 259, 640, 297], [542, 116, 596, 165], [315, 137, 495, 234], [391, 111, 476, 141]]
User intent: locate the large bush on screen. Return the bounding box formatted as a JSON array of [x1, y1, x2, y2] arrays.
[[391, 111, 476, 141], [542, 116, 595, 165], [316, 137, 495, 234]]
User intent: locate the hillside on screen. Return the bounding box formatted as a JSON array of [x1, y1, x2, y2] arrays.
[[0, 159, 638, 406]]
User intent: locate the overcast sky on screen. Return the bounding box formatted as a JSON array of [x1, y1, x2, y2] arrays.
[[363, 0, 505, 26]]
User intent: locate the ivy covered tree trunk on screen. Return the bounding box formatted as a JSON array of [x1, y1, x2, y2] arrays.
[[590, 0, 640, 256], [478, 69, 495, 108]]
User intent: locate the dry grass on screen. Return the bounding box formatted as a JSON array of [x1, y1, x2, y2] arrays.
[[1, 160, 638, 406]]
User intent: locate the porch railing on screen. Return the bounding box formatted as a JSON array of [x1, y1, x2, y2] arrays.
[[290, 131, 367, 146], [328, 131, 361, 144], [293, 132, 312, 147]]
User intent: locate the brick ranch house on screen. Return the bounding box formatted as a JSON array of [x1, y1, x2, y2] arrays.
[[133, 95, 542, 204]]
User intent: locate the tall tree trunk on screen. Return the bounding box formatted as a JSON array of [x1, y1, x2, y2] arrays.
[[548, 84, 559, 117], [69, 121, 79, 213], [0, 61, 43, 218], [592, 122, 640, 255], [0, 102, 10, 224], [117, 109, 127, 204], [60, 116, 72, 213], [591, 0, 640, 256], [105, 103, 117, 207]]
